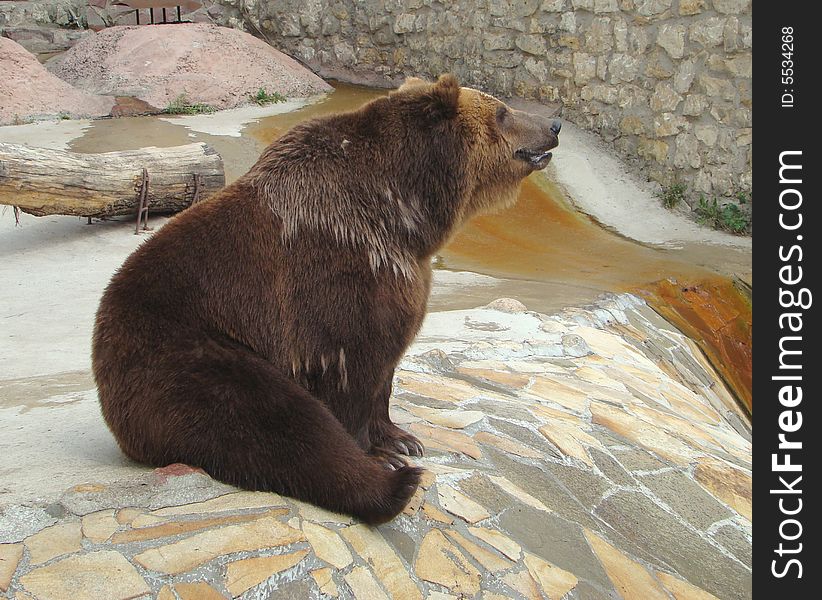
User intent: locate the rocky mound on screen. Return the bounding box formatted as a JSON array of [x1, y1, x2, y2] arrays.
[[48, 24, 333, 111], [0, 37, 115, 126]]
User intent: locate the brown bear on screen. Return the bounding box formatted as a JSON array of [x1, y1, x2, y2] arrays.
[[92, 75, 560, 524]]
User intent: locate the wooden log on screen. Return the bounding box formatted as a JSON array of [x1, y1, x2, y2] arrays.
[[0, 142, 225, 218]]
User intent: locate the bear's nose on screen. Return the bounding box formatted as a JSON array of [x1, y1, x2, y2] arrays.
[[550, 119, 562, 135]]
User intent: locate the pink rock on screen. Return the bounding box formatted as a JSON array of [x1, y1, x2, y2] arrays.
[[152, 463, 207, 483]]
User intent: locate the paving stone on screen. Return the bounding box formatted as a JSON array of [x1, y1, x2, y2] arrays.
[[422, 502, 454, 524], [499, 505, 611, 590], [470, 399, 540, 423], [458, 473, 519, 515], [298, 501, 354, 525], [150, 490, 286, 517], [503, 569, 542, 599], [609, 446, 669, 472], [25, 521, 82, 565], [487, 450, 598, 528], [457, 367, 533, 389], [401, 485, 426, 517], [379, 525, 416, 566], [394, 391, 455, 411], [409, 423, 483, 459], [584, 529, 668, 600], [474, 431, 543, 459], [310, 567, 339, 597], [340, 524, 422, 600], [344, 565, 389, 600], [527, 376, 589, 413], [589, 448, 636, 487], [640, 469, 732, 530], [543, 462, 612, 509], [693, 457, 752, 521], [80, 509, 119, 544], [113, 509, 287, 544], [0, 505, 57, 544], [396, 372, 481, 403], [302, 521, 352, 569], [594, 491, 752, 599], [574, 580, 619, 600], [487, 418, 548, 449], [133, 515, 304, 574], [114, 508, 143, 526], [472, 528, 524, 563], [173, 581, 226, 600], [157, 585, 175, 600], [523, 552, 579, 599], [399, 402, 485, 429], [539, 421, 596, 466], [711, 524, 751, 568], [19, 550, 150, 600], [225, 549, 309, 597], [437, 484, 491, 523], [415, 529, 481, 597], [0, 543, 23, 592], [656, 571, 721, 599], [488, 475, 552, 514], [445, 529, 513, 572]]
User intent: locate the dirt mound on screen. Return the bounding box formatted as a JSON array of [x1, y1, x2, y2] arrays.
[[0, 37, 115, 126], [48, 24, 333, 111]]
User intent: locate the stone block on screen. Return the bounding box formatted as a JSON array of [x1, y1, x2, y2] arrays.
[[656, 23, 685, 58], [713, 0, 750, 15], [689, 17, 726, 47]]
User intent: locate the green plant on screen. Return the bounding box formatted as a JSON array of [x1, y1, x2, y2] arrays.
[[162, 94, 216, 115], [695, 195, 751, 234], [659, 182, 687, 209], [250, 88, 287, 106]]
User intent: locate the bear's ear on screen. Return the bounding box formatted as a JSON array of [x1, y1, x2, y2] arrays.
[[397, 77, 428, 92], [414, 74, 461, 122]]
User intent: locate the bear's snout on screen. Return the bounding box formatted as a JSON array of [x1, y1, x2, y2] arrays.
[[550, 119, 562, 136]]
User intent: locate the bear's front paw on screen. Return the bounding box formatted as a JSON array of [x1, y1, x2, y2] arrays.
[[371, 421, 425, 457]]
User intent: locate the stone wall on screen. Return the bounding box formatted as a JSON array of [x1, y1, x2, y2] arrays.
[[218, 0, 751, 199]]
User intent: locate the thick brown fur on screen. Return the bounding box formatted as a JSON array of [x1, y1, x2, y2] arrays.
[[92, 75, 559, 524]]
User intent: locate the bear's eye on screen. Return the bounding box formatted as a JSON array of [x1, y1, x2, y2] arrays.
[[495, 105, 508, 123]]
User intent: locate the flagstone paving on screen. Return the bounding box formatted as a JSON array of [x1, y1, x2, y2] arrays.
[[0, 294, 751, 599]]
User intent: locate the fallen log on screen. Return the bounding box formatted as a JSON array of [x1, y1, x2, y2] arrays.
[[0, 142, 225, 218]]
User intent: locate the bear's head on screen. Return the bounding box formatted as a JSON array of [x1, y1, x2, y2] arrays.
[[387, 74, 561, 227]]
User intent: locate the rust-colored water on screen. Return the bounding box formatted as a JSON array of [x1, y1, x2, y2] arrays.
[[641, 278, 753, 416]]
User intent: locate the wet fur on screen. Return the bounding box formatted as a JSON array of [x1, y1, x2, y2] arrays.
[[92, 75, 557, 524]]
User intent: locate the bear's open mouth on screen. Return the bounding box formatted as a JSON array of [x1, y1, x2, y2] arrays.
[[515, 147, 554, 169]]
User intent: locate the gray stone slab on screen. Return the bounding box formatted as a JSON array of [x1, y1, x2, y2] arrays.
[[609, 446, 669, 473], [712, 524, 752, 568], [640, 469, 733, 531], [394, 391, 454, 410], [487, 417, 548, 448], [595, 491, 752, 600], [499, 504, 612, 590], [458, 473, 518, 515], [589, 448, 636, 488], [543, 462, 612, 510], [486, 449, 599, 529], [0, 504, 57, 543], [574, 580, 621, 600], [380, 525, 416, 566]]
